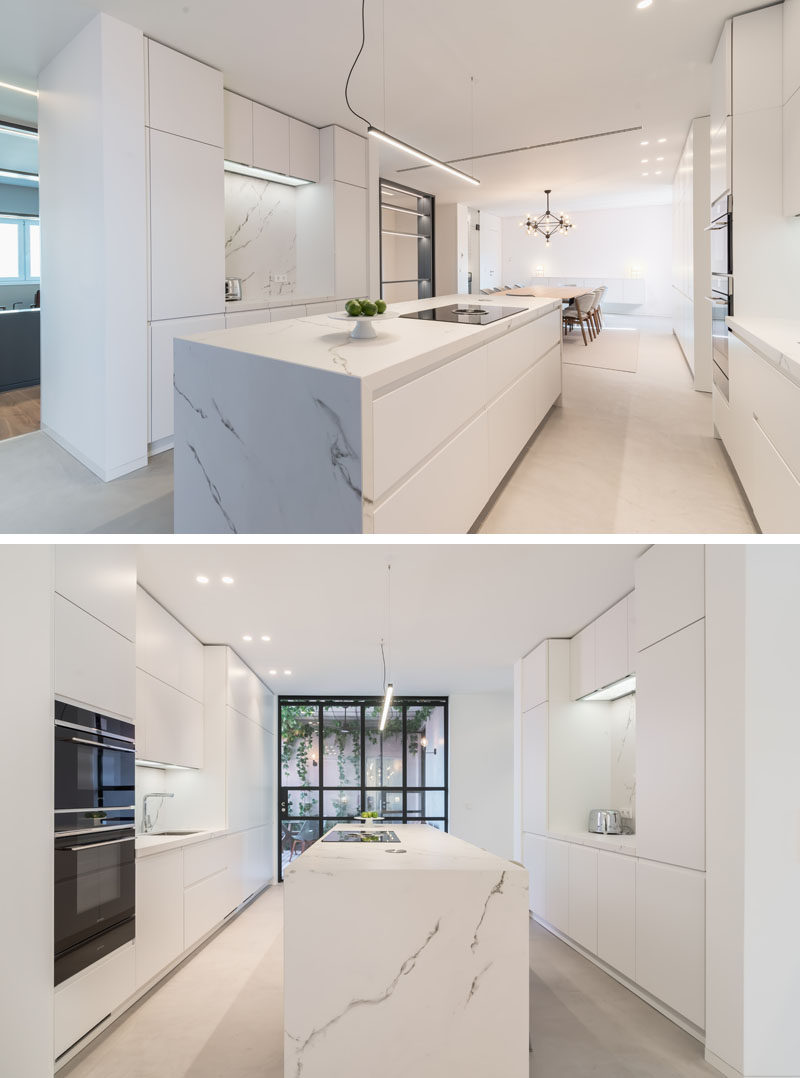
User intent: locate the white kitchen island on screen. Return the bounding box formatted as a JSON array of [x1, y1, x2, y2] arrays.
[[283, 823, 529, 1078], [172, 294, 561, 533]]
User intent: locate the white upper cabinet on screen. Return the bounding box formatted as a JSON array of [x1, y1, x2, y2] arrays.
[[334, 180, 368, 297], [333, 126, 367, 187], [732, 5, 783, 116], [627, 593, 636, 677], [136, 587, 203, 703], [595, 597, 631, 690], [634, 545, 704, 653], [226, 650, 273, 730], [223, 90, 253, 165], [55, 546, 136, 643], [289, 118, 320, 182], [147, 40, 223, 148], [137, 669, 203, 769], [149, 129, 225, 321], [569, 622, 596, 701], [711, 21, 732, 135], [253, 103, 290, 175], [54, 596, 135, 720], [227, 707, 272, 833], [521, 641, 548, 712], [785, 0, 800, 104]]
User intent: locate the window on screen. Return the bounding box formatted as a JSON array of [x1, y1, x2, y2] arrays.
[[0, 217, 40, 284], [278, 696, 448, 879]]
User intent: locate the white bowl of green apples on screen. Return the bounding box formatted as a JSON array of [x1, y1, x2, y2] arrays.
[[329, 298, 395, 339]]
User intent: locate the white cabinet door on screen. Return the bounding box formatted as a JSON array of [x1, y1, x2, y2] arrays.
[[568, 845, 598, 954], [242, 824, 273, 900], [521, 641, 547, 712], [289, 118, 319, 182], [596, 597, 630, 690], [626, 593, 636, 677], [545, 839, 570, 933], [55, 546, 136, 642], [253, 103, 290, 174], [227, 709, 270, 833], [223, 90, 252, 165], [711, 21, 732, 138], [569, 622, 596, 700], [184, 869, 233, 948], [634, 545, 704, 652], [151, 315, 225, 445], [635, 860, 705, 1027], [522, 702, 548, 836], [135, 850, 184, 989], [147, 41, 223, 148], [784, 89, 800, 219], [149, 130, 225, 322], [226, 650, 273, 729], [138, 669, 203, 769], [486, 313, 559, 401], [334, 181, 367, 297], [636, 620, 705, 871], [184, 836, 228, 887], [54, 943, 135, 1058], [54, 596, 135, 720], [225, 309, 268, 329], [487, 361, 539, 491], [333, 126, 367, 187], [523, 832, 547, 918], [785, 0, 800, 105], [597, 852, 636, 980], [136, 588, 204, 703], [732, 6, 782, 116], [532, 343, 562, 426]]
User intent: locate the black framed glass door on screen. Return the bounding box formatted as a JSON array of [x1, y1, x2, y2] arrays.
[[278, 696, 448, 880]]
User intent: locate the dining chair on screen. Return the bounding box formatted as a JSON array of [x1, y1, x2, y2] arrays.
[[595, 285, 608, 329], [563, 292, 596, 346], [588, 288, 604, 336]]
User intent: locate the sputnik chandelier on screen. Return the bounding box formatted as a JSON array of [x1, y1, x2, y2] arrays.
[[520, 189, 574, 246]]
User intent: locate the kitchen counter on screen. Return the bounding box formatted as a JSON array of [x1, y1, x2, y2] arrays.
[[135, 827, 228, 857], [225, 293, 338, 314], [727, 315, 800, 389], [548, 830, 637, 856], [173, 293, 562, 534], [283, 824, 529, 1077]]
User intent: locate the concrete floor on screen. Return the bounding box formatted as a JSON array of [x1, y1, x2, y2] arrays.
[[61, 885, 720, 1078]]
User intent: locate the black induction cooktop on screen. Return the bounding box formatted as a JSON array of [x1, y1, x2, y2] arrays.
[[321, 830, 400, 843], [399, 303, 527, 326]]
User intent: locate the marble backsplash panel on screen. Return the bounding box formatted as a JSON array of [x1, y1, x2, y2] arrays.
[[609, 694, 636, 824], [224, 173, 296, 302]]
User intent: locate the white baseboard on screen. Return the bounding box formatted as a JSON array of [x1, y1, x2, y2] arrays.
[[704, 1050, 744, 1078], [148, 435, 174, 456], [41, 424, 148, 482]]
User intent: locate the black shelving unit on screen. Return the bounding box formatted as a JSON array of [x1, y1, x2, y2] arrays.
[[379, 179, 434, 302]]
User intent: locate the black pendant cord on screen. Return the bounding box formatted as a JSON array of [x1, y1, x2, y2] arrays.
[[345, 0, 372, 129]]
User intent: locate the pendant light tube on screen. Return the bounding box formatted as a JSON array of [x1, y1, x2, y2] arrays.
[[379, 683, 394, 731], [368, 127, 480, 186]]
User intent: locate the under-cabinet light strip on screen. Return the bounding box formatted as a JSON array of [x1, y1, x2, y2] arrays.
[[223, 160, 311, 187], [0, 168, 38, 183]]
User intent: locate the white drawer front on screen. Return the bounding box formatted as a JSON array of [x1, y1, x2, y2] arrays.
[[486, 311, 560, 400], [373, 413, 489, 534], [748, 413, 800, 532], [183, 836, 229, 888], [487, 362, 538, 491], [749, 354, 800, 492], [184, 868, 233, 948], [54, 943, 135, 1057], [373, 346, 488, 500], [533, 343, 562, 425]]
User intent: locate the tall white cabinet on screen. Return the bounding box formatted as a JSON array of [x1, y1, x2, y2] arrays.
[[784, 0, 800, 217]]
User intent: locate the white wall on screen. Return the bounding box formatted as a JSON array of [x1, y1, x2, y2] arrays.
[[449, 692, 514, 860], [38, 13, 147, 481], [501, 203, 673, 317], [0, 546, 53, 1077]]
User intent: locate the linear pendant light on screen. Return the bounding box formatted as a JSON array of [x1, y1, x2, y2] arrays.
[[223, 160, 311, 187], [379, 683, 394, 731], [378, 563, 394, 732], [368, 127, 480, 186], [0, 168, 38, 184]]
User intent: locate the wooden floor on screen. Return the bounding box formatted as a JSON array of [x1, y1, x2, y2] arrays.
[[0, 385, 40, 441]]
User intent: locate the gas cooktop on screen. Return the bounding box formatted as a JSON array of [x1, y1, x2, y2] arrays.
[[399, 303, 527, 326]]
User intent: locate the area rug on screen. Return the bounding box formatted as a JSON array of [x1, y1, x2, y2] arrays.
[[562, 327, 639, 373]]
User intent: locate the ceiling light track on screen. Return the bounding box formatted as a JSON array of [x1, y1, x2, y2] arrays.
[[395, 124, 644, 173]]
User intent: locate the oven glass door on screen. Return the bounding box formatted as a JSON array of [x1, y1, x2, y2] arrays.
[[55, 726, 136, 811], [709, 217, 732, 277], [54, 831, 135, 958]]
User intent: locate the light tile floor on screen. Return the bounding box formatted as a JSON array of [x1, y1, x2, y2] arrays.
[[478, 315, 757, 534], [61, 885, 720, 1078]]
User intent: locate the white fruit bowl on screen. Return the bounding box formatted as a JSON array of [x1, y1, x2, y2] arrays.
[[329, 311, 396, 339]]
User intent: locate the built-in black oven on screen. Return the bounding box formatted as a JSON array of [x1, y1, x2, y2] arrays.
[[707, 193, 733, 278], [706, 194, 733, 402], [54, 702, 136, 986]]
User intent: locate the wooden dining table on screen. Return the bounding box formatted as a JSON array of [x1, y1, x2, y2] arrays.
[[498, 286, 594, 303]]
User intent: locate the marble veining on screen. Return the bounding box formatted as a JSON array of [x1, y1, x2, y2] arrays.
[[610, 695, 636, 820], [225, 173, 297, 303], [471, 870, 506, 952]]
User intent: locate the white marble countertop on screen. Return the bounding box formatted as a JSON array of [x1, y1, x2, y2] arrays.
[[188, 293, 560, 397], [285, 823, 526, 876], [727, 315, 800, 388], [135, 827, 228, 858], [225, 294, 337, 314], [548, 830, 637, 856]]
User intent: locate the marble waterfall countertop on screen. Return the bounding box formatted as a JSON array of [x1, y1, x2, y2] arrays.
[[283, 824, 529, 1077], [185, 293, 559, 397], [727, 315, 800, 388]]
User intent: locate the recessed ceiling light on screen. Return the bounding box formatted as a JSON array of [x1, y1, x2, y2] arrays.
[[656, 156, 664, 161], [641, 159, 649, 163], [196, 575, 209, 584], [641, 140, 649, 146], [655, 170, 663, 175], [242, 635, 252, 642], [269, 669, 277, 676], [261, 635, 271, 642], [221, 576, 234, 584], [284, 669, 292, 676], [658, 138, 667, 143], [637, 0, 653, 8], [642, 172, 649, 177]]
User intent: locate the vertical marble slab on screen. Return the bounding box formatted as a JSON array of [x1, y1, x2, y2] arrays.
[[283, 826, 529, 1078], [610, 694, 636, 821], [224, 173, 297, 302], [173, 338, 363, 533]]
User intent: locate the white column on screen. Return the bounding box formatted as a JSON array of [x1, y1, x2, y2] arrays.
[[39, 14, 147, 481]]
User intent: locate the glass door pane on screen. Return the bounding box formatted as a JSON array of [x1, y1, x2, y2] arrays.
[[322, 705, 361, 787], [280, 704, 321, 876], [365, 705, 403, 787]]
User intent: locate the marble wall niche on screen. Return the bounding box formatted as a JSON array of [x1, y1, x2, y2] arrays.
[[224, 173, 297, 302], [609, 694, 636, 825]]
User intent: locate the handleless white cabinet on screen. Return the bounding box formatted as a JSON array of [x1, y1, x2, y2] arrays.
[[522, 702, 548, 836], [595, 596, 631, 689], [521, 641, 548, 713], [545, 839, 570, 934], [223, 89, 253, 165], [227, 707, 271, 833], [253, 103, 290, 175], [55, 545, 136, 643], [136, 587, 204, 703], [784, 89, 800, 218], [149, 130, 225, 322], [785, 0, 800, 105], [54, 596, 135, 720], [597, 851, 636, 981], [135, 849, 184, 989], [241, 824, 273, 902], [731, 5, 783, 116], [226, 650, 273, 729], [332, 125, 367, 187], [150, 315, 226, 445], [334, 180, 368, 297], [634, 545, 704, 652], [184, 836, 235, 948], [137, 669, 203, 768], [568, 844, 598, 954], [147, 40, 223, 148], [569, 622, 596, 701], [523, 833, 548, 919], [54, 943, 135, 1058], [289, 117, 320, 182]]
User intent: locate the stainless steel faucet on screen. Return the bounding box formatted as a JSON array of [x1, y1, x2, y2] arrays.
[[142, 792, 174, 833]]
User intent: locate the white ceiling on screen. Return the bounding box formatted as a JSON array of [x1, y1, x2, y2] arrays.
[[0, 0, 759, 212], [136, 544, 646, 697]]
